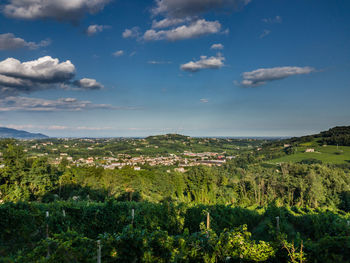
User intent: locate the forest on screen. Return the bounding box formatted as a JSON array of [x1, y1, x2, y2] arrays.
[[1, 127, 350, 262]]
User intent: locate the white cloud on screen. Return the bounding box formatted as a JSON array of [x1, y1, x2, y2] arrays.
[[260, 29, 271, 38], [180, 53, 225, 72], [113, 50, 124, 57], [122, 27, 140, 39], [86, 24, 110, 36], [0, 56, 75, 82], [73, 78, 104, 90], [0, 56, 104, 97], [144, 19, 222, 41], [2, 0, 111, 23], [210, 43, 224, 50], [0, 33, 50, 50], [152, 17, 188, 29], [200, 98, 209, 103], [262, 16, 282, 24], [238, 66, 315, 87], [0, 96, 119, 112], [152, 0, 251, 18]]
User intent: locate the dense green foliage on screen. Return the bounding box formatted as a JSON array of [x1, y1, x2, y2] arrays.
[[1, 201, 350, 262], [319, 126, 350, 146], [1, 141, 350, 209]]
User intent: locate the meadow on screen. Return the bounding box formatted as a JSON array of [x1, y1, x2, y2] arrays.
[[271, 144, 350, 164]]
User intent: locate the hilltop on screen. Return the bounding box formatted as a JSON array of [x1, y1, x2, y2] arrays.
[[0, 127, 48, 139], [260, 126, 350, 164]]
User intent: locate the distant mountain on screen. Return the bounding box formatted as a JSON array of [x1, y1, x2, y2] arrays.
[[0, 127, 48, 139]]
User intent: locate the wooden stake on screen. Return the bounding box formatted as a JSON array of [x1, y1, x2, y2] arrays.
[[46, 211, 50, 257], [46, 211, 49, 239], [131, 209, 135, 226], [276, 216, 280, 232], [206, 212, 210, 230], [97, 240, 101, 263]]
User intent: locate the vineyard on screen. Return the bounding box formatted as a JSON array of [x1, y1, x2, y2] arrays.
[[1, 201, 350, 262]]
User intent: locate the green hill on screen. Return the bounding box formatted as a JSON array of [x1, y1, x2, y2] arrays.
[[260, 126, 350, 164]]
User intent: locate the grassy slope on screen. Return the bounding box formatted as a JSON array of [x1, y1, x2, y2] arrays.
[[271, 141, 350, 164]]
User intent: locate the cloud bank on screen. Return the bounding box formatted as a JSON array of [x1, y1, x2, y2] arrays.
[[0, 96, 118, 112], [238, 66, 315, 87], [2, 0, 111, 23], [181, 53, 225, 72], [0, 33, 50, 50]]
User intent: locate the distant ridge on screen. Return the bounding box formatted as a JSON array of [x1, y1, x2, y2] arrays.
[[0, 127, 48, 139]]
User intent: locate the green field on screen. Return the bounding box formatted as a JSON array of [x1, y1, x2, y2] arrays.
[[271, 144, 350, 164]]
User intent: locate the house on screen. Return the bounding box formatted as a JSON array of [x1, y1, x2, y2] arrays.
[[305, 148, 315, 153]]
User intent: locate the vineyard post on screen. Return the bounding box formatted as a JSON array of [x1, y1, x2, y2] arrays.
[[62, 209, 67, 231], [206, 212, 210, 230], [131, 209, 135, 226], [46, 211, 49, 238], [276, 216, 280, 232], [46, 211, 50, 257], [97, 240, 101, 263]]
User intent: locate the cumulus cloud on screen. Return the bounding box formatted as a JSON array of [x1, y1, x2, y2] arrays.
[[0, 56, 75, 82], [152, 0, 251, 18], [200, 98, 209, 103], [86, 24, 110, 36], [122, 27, 140, 39], [210, 43, 224, 50], [238, 66, 315, 87], [0, 56, 104, 97], [0, 96, 119, 112], [0, 33, 50, 50], [144, 19, 222, 41], [113, 50, 124, 57], [2, 0, 111, 23], [262, 15, 282, 24], [180, 53, 225, 72], [73, 78, 104, 90]]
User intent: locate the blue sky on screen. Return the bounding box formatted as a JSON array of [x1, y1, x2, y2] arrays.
[[0, 0, 349, 137]]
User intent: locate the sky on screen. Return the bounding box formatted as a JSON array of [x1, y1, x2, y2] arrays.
[[0, 0, 349, 137]]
